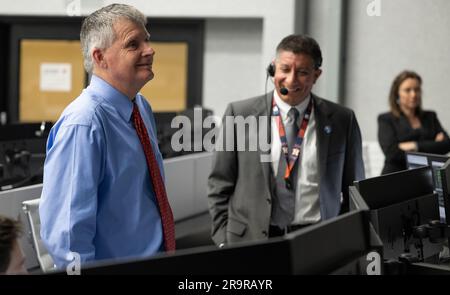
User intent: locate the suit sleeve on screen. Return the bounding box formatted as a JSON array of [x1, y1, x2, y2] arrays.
[[378, 114, 405, 164], [207, 104, 237, 246], [341, 110, 365, 214], [417, 112, 450, 154]]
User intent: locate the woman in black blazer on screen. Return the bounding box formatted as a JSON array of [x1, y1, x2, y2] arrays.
[[378, 70, 450, 174]]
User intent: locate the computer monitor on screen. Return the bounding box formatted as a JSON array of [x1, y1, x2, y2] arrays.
[[406, 151, 450, 222], [437, 159, 450, 246], [0, 122, 52, 190], [65, 209, 371, 275], [353, 166, 441, 261]]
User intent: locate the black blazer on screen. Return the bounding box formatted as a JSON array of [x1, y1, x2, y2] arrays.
[[378, 110, 450, 174]]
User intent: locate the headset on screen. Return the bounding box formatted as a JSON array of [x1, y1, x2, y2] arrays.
[[267, 63, 275, 77], [266, 62, 289, 95]]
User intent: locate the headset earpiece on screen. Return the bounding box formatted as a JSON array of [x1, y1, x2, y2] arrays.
[[267, 63, 275, 77]]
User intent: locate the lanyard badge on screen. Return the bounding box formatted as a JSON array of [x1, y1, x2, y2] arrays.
[[272, 98, 313, 189]]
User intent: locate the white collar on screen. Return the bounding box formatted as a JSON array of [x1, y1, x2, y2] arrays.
[[273, 91, 311, 120]]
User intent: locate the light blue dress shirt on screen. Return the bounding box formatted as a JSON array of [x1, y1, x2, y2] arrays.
[[39, 75, 164, 269]]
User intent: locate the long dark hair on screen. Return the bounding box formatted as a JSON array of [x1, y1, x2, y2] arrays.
[[389, 70, 422, 118]]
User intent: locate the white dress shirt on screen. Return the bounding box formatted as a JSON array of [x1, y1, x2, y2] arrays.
[[270, 91, 321, 225]]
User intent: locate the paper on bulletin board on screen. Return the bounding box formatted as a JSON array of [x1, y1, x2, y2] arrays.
[[39, 63, 72, 92]]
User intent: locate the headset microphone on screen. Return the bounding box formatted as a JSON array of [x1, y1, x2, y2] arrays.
[[280, 87, 289, 95], [267, 63, 290, 96]]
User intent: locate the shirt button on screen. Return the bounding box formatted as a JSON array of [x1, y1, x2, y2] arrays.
[[262, 230, 268, 237]]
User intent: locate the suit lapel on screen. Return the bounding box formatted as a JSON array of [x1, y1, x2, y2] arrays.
[[313, 94, 333, 180], [252, 93, 273, 195]]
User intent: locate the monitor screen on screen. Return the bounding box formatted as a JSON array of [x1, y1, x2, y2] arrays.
[[406, 152, 450, 222], [437, 159, 450, 248], [353, 166, 442, 260], [406, 152, 429, 169], [0, 122, 52, 191]]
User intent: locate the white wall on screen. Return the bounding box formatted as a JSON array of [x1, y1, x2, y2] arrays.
[[202, 19, 263, 118], [0, 0, 298, 118], [345, 0, 450, 141], [306, 0, 343, 103]]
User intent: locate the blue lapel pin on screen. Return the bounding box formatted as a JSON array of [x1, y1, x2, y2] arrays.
[[324, 125, 332, 135]]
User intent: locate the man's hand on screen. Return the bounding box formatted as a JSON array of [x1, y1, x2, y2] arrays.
[[398, 141, 418, 152]]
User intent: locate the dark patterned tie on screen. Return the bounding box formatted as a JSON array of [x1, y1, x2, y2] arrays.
[[272, 107, 300, 227], [285, 108, 300, 154], [132, 101, 176, 252]]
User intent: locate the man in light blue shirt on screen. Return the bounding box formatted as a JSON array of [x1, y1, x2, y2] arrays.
[[39, 4, 172, 269]]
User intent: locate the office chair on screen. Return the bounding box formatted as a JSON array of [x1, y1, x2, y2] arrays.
[[22, 198, 55, 273]]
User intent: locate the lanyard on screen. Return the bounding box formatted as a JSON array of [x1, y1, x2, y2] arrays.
[[272, 97, 313, 186]]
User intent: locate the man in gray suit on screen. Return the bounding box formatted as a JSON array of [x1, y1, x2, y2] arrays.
[[208, 34, 365, 247]]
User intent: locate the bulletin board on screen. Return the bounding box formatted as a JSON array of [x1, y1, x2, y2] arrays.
[[140, 42, 188, 112], [19, 39, 85, 122], [19, 40, 188, 122]]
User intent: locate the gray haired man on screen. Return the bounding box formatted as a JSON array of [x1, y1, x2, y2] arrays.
[[40, 4, 175, 269]]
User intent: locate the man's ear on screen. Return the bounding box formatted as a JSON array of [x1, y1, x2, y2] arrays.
[[92, 48, 106, 69], [313, 69, 322, 84]]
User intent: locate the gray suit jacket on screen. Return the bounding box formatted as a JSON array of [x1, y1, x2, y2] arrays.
[[207, 93, 365, 246]]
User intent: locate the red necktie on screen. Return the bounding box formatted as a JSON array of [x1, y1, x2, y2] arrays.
[[132, 101, 176, 252]]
